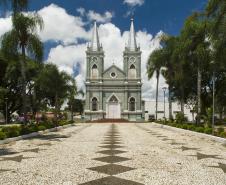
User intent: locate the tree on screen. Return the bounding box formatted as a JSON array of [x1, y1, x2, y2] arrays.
[[1, 12, 44, 115], [159, 35, 178, 119], [35, 64, 76, 123], [67, 98, 84, 120], [147, 49, 164, 120], [0, 51, 43, 121], [180, 13, 211, 123]]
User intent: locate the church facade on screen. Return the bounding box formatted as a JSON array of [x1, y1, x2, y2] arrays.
[[84, 19, 144, 121]]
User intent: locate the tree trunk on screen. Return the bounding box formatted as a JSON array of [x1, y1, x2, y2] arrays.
[[54, 93, 59, 124], [155, 71, 159, 120], [180, 85, 185, 114], [20, 45, 27, 116], [197, 67, 201, 124], [168, 86, 173, 120], [71, 101, 73, 121]]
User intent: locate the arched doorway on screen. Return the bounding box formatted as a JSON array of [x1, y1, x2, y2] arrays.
[[106, 95, 121, 119]]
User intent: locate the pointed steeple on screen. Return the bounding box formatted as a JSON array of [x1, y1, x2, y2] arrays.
[[128, 18, 137, 51], [91, 21, 101, 51]]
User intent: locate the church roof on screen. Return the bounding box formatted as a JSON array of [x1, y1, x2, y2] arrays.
[[90, 21, 101, 51], [127, 18, 138, 51]]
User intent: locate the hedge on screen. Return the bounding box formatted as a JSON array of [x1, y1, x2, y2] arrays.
[[155, 121, 226, 138], [0, 120, 73, 140]]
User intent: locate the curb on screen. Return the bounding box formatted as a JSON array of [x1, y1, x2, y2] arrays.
[[0, 123, 77, 145], [152, 122, 226, 144]]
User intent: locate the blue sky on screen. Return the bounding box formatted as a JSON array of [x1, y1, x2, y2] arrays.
[[0, 0, 209, 100], [28, 0, 208, 36]]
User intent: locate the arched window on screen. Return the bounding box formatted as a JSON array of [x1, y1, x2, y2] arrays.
[[129, 97, 135, 111], [92, 97, 98, 111], [91, 64, 98, 79], [128, 64, 136, 79]]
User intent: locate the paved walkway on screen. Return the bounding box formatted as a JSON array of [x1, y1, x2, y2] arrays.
[[0, 123, 225, 185]]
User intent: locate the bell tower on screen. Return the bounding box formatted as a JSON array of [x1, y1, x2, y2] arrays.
[[86, 21, 104, 82], [123, 18, 141, 81]]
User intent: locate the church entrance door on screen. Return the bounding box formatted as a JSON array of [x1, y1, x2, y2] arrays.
[[106, 95, 121, 119]]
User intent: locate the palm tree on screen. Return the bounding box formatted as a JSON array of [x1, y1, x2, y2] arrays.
[[159, 35, 178, 120], [180, 13, 209, 123], [1, 12, 44, 115], [147, 49, 164, 120]]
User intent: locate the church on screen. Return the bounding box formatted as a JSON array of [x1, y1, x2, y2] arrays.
[[84, 19, 144, 121]]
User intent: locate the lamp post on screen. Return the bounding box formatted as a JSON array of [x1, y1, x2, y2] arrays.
[[162, 87, 167, 121], [5, 97, 8, 124]]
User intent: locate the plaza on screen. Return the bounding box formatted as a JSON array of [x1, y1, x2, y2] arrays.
[[0, 123, 225, 185], [0, 0, 226, 184]]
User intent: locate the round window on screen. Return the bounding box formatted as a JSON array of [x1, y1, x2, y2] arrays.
[[111, 72, 116, 78]]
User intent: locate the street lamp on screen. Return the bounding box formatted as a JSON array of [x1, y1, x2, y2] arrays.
[[162, 87, 167, 121], [5, 97, 8, 124]]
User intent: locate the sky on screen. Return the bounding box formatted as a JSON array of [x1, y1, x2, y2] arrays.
[[0, 0, 208, 101]]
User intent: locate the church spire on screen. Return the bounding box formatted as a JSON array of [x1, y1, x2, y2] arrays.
[[128, 18, 137, 51], [91, 21, 101, 51]]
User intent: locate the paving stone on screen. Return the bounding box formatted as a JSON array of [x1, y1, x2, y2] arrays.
[[189, 152, 222, 160], [88, 164, 135, 175], [93, 156, 131, 163], [80, 176, 144, 185]]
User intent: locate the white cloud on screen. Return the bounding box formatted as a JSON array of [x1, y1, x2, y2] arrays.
[[124, 0, 145, 6], [87, 10, 114, 23], [76, 7, 85, 16], [0, 16, 12, 38], [37, 4, 89, 44], [76, 7, 114, 23]]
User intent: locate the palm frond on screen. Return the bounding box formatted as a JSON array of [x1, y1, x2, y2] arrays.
[[27, 34, 43, 62], [1, 30, 19, 59]]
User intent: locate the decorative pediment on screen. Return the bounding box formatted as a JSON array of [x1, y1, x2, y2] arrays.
[[103, 64, 125, 79]]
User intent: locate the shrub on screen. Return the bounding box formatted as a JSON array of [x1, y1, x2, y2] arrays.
[[58, 120, 70, 126], [0, 131, 6, 140], [2, 126, 21, 138], [169, 122, 177, 127], [187, 125, 193, 130], [176, 124, 182, 128], [182, 124, 188, 130], [175, 112, 187, 124], [195, 127, 204, 133], [219, 132, 226, 138], [68, 120, 74, 124], [217, 127, 224, 133], [20, 125, 32, 135], [37, 125, 46, 131], [38, 121, 54, 129], [204, 127, 213, 134]]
